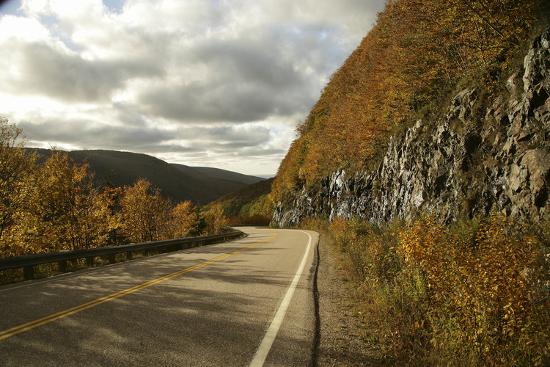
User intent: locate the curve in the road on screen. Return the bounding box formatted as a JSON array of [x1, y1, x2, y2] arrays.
[[0, 228, 318, 367], [249, 231, 313, 367], [0, 241, 258, 341]]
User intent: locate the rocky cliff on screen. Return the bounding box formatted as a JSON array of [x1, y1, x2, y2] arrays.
[[273, 30, 550, 227]]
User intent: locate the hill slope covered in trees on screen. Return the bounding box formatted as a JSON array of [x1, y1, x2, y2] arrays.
[[272, 0, 549, 202], [28, 149, 263, 205], [208, 178, 274, 225]]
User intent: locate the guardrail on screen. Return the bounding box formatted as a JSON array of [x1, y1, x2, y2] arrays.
[[0, 229, 245, 281]]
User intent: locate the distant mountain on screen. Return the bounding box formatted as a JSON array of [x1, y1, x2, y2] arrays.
[[171, 164, 261, 185], [26, 149, 264, 205]]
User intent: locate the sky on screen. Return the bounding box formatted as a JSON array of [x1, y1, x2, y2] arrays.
[[0, 0, 385, 176]]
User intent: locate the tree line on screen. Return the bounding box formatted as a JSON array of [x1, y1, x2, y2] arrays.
[[0, 118, 228, 259]]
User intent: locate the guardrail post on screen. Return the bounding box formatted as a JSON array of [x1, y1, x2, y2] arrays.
[[58, 260, 67, 273], [108, 254, 116, 264], [86, 256, 94, 267], [127, 251, 133, 260], [23, 266, 34, 280]]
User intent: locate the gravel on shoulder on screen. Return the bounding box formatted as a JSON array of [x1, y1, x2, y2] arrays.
[[317, 234, 383, 367]]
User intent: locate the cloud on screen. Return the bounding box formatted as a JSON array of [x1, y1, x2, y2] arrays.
[[139, 79, 312, 123], [6, 42, 163, 102], [0, 0, 386, 174], [138, 32, 334, 123], [18, 118, 172, 149], [18, 114, 275, 156]]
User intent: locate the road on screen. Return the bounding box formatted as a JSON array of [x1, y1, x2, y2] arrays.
[[0, 228, 319, 366]]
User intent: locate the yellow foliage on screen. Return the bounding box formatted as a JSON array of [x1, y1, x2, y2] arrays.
[[272, 0, 547, 202], [0, 118, 226, 259], [326, 214, 549, 365], [120, 179, 172, 243], [0, 119, 36, 255], [2, 151, 117, 254], [168, 201, 198, 238], [201, 203, 229, 235]]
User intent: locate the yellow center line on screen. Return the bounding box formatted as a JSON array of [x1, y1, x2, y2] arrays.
[[0, 236, 273, 342]]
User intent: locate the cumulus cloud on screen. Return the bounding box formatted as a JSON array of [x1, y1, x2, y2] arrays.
[[18, 112, 274, 155], [0, 0, 386, 175], [5, 42, 163, 102]]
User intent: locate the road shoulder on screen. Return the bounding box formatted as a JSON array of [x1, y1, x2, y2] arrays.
[[317, 234, 382, 366]]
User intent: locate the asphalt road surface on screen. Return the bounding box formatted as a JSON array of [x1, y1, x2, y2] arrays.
[[0, 228, 319, 367]]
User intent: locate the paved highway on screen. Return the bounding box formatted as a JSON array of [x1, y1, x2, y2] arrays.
[[0, 228, 319, 366]]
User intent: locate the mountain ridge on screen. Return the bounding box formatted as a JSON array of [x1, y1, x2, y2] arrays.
[[26, 148, 264, 205]]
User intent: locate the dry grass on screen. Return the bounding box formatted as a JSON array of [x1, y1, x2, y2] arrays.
[[306, 214, 549, 365]]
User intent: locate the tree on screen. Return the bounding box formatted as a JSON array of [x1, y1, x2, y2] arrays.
[[201, 203, 228, 235], [168, 201, 198, 238], [12, 151, 115, 253], [0, 118, 36, 243], [120, 179, 171, 243]]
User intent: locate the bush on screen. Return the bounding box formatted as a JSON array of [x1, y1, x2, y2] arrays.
[[200, 203, 229, 235], [324, 214, 549, 365]]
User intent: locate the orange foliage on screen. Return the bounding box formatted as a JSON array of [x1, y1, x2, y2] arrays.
[[0, 118, 223, 258], [327, 214, 549, 365], [119, 179, 172, 243], [168, 201, 198, 238], [201, 202, 229, 235], [400, 215, 548, 364], [272, 0, 546, 201]]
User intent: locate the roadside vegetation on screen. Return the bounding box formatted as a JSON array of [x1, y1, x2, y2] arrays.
[[303, 215, 549, 365], [0, 118, 228, 260], [272, 0, 550, 202]]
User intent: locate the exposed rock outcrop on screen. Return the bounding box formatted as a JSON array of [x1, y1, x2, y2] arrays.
[[273, 29, 550, 227]]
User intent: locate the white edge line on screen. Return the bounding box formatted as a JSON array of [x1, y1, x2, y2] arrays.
[[249, 230, 313, 367]]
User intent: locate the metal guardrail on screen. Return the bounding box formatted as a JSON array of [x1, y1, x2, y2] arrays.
[[0, 230, 245, 280]]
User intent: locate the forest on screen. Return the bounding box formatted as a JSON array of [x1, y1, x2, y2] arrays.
[[0, 117, 228, 259]]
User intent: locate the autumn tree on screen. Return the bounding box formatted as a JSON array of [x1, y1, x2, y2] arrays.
[[167, 200, 198, 238], [0, 118, 37, 257], [201, 203, 228, 235], [120, 179, 172, 243], [0, 120, 206, 258], [10, 152, 116, 253]]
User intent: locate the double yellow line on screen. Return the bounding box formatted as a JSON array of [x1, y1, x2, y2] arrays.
[[0, 242, 257, 342]]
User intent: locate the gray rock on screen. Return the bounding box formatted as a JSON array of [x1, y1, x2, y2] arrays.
[[273, 29, 550, 227]]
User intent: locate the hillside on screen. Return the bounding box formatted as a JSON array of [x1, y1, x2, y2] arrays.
[[272, 0, 549, 202], [209, 178, 274, 225], [273, 32, 550, 225], [178, 165, 262, 185], [27, 149, 263, 204]]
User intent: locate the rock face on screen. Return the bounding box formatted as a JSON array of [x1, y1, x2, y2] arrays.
[[273, 29, 550, 227]]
